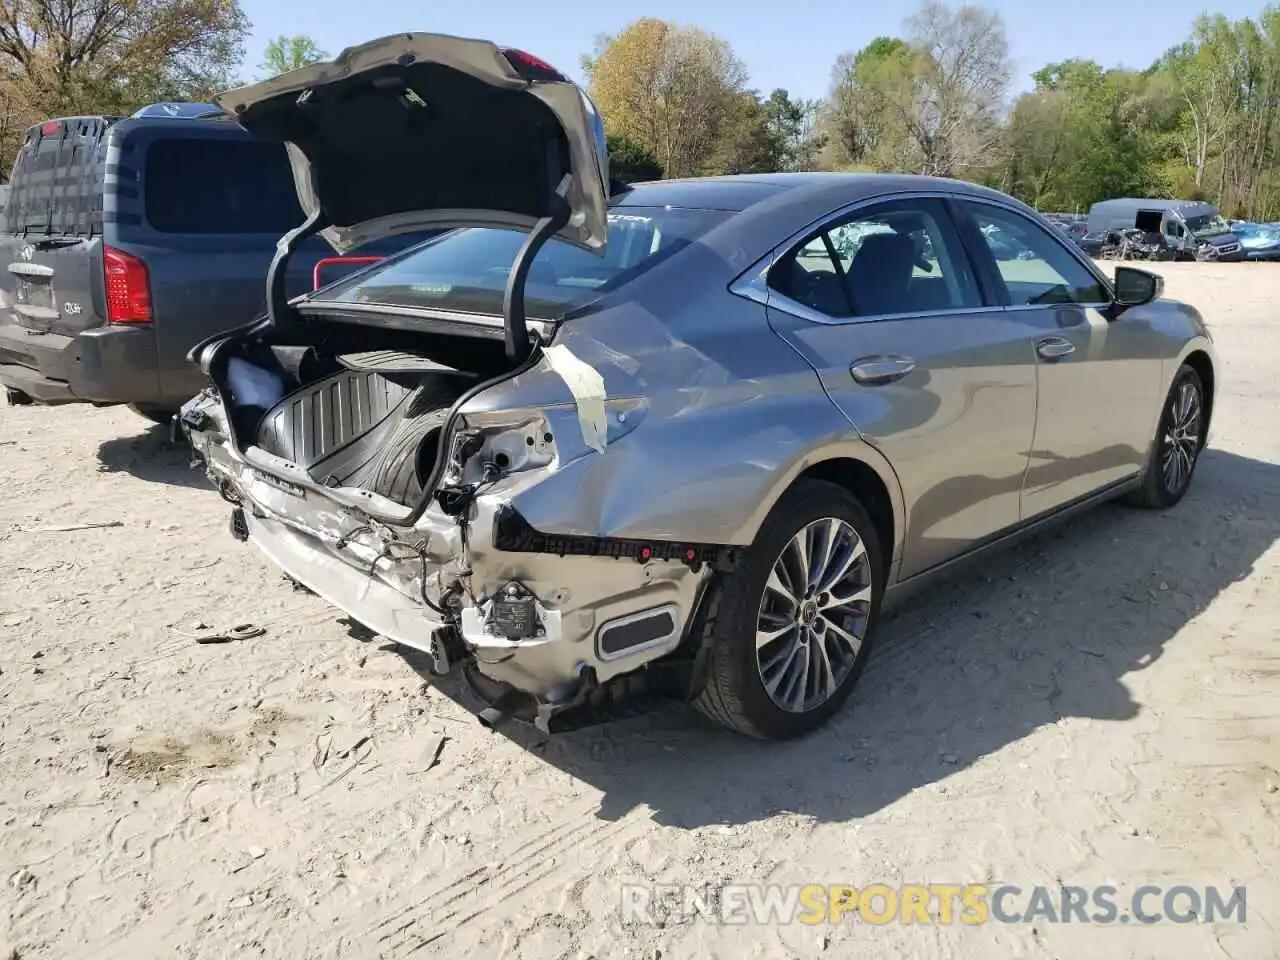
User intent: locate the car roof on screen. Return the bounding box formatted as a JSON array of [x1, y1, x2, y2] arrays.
[[1090, 197, 1216, 213], [615, 172, 1026, 214]]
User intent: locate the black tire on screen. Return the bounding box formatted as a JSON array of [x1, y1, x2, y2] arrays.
[[129, 403, 177, 426], [366, 384, 458, 503], [692, 479, 886, 740], [1124, 363, 1206, 510]]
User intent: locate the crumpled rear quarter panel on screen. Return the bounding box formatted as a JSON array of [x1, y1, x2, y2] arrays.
[[455, 252, 866, 547]]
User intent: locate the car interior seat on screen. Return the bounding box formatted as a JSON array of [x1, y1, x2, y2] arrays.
[[846, 232, 915, 315], [781, 257, 848, 315]]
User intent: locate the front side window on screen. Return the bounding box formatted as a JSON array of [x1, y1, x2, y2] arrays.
[[313, 206, 729, 320], [958, 202, 1108, 307], [767, 197, 982, 319]]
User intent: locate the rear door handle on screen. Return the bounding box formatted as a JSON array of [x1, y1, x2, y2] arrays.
[[850, 355, 916, 386], [1036, 337, 1075, 360]]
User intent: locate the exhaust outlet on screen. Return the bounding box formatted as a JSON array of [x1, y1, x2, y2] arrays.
[[476, 689, 524, 731]]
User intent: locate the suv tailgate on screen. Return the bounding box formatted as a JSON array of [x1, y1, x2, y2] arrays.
[[0, 117, 118, 394]]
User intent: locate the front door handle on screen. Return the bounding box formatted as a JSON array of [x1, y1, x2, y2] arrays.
[[850, 355, 916, 386], [1036, 337, 1075, 360]]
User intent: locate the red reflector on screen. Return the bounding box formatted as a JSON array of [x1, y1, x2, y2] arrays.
[[103, 246, 152, 323], [501, 48, 566, 81], [40, 120, 61, 135]]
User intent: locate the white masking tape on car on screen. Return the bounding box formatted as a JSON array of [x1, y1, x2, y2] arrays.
[[542, 344, 608, 454]]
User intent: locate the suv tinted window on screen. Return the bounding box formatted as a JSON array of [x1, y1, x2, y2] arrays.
[[768, 197, 982, 318], [144, 139, 303, 234], [959, 202, 1108, 306]]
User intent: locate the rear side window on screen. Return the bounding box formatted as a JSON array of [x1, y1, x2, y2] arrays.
[[144, 139, 303, 234], [3, 119, 111, 237]]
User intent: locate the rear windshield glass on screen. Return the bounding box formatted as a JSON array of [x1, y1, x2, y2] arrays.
[[4, 118, 112, 236], [311, 207, 731, 319], [144, 139, 303, 234]]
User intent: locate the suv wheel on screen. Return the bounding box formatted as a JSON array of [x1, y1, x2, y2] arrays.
[[693, 479, 884, 740]]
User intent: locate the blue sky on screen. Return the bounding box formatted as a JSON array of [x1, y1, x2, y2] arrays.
[[240, 0, 1267, 99]]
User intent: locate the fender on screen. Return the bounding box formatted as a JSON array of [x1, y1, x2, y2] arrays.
[[724, 435, 908, 576]]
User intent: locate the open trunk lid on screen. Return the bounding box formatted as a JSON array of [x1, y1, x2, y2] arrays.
[[213, 32, 611, 256]]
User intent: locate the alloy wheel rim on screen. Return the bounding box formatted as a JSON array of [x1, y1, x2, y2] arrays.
[[1160, 380, 1202, 495], [755, 517, 874, 713]]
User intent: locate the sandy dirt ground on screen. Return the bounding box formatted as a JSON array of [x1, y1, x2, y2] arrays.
[[1, 262, 1278, 960]]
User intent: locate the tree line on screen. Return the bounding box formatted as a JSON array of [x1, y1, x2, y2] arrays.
[[0, 0, 326, 179], [588, 4, 1280, 219], [4, 1, 1280, 220]]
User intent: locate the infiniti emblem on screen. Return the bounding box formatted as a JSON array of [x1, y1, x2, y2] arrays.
[[19, 245, 34, 262]]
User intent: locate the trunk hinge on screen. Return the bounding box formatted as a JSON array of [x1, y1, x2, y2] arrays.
[[266, 207, 331, 334], [503, 173, 572, 364]]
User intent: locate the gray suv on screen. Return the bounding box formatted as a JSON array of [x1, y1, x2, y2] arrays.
[[180, 32, 1217, 740], [0, 105, 425, 421]]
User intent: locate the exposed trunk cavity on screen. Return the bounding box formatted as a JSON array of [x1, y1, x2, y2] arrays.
[[205, 318, 516, 508]]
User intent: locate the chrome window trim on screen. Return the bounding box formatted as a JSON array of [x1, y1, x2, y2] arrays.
[[729, 188, 1120, 326]]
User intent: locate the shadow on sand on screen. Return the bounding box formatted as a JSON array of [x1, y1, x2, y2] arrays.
[[96, 422, 210, 489], [403, 448, 1280, 826]]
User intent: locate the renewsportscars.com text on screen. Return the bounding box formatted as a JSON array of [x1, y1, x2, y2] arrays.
[[620, 883, 1248, 926]]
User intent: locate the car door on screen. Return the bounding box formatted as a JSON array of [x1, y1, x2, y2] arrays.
[[759, 195, 1040, 579], [951, 199, 1162, 521]]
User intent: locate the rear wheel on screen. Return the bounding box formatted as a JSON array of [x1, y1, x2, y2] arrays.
[[692, 479, 884, 740], [1125, 363, 1206, 509]]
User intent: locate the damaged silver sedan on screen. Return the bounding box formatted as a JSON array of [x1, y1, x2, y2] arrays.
[[179, 32, 1217, 740]]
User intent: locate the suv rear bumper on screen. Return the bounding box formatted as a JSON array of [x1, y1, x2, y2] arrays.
[[0, 318, 163, 405]]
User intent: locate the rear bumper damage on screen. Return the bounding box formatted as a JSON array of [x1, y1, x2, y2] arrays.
[[181, 389, 715, 733]]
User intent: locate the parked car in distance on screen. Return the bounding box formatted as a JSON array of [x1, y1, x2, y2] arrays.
[[181, 32, 1217, 741], [0, 104, 432, 422], [1076, 230, 1116, 258], [1050, 219, 1089, 245], [1086, 197, 1243, 261], [1226, 220, 1280, 261]]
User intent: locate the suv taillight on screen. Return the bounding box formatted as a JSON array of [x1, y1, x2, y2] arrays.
[[103, 246, 152, 323]]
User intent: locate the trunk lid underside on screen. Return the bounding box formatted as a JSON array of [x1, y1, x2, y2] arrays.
[[214, 32, 610, 256]]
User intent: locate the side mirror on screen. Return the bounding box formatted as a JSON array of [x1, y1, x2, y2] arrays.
[[1112, 266, 1163, 310]]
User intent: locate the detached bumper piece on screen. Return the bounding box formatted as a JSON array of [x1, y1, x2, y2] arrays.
[[463, 659, 692, 735]]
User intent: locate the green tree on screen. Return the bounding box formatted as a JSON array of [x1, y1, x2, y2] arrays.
[[1002, 60, 1163, 210], [0, 0, 249, 172], [607, 134, 663, 181], [259, 35, 328, 79], [713, 90, 787, 173], [584, 18, 749, 177]]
